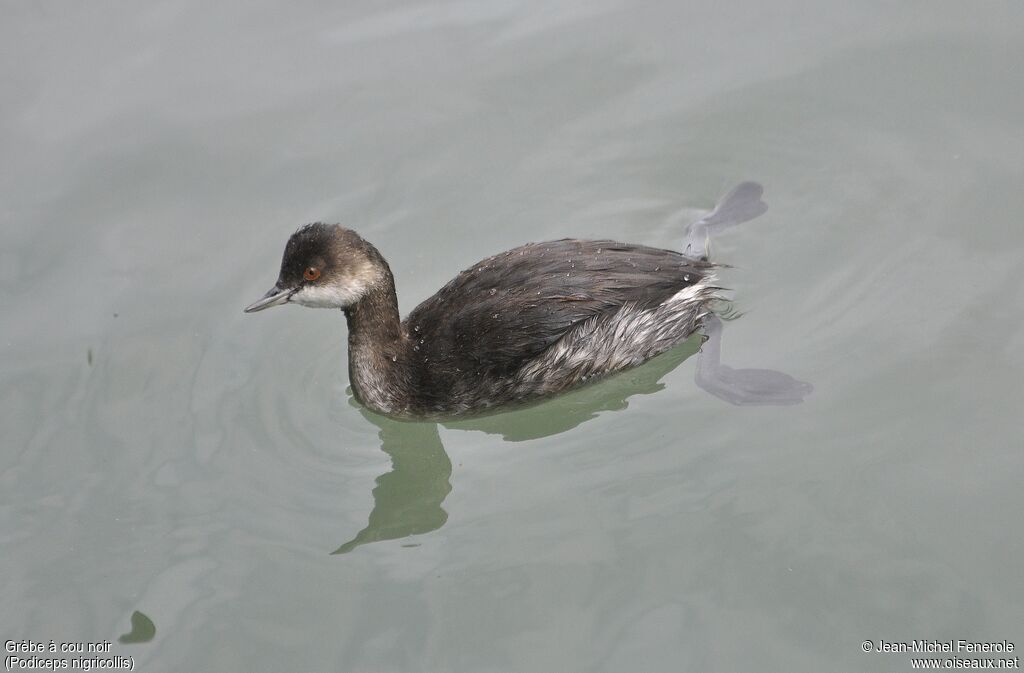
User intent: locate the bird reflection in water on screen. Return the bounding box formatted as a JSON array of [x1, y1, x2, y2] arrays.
[[331, 328, 810, 554]]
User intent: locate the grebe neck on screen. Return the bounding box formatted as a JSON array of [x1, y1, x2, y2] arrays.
[[343, 268, 411, 414]]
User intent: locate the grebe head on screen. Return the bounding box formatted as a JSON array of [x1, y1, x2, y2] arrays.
[[244, 223, 386, 313]]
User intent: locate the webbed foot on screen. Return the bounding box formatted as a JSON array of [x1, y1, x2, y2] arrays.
[[695, 315, 813, 406], [684, 181, 768, 260]]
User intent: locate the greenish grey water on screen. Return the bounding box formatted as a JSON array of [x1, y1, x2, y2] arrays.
[[3, 2, 1023, 672]]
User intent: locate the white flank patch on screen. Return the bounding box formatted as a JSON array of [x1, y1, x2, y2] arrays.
[[666, 272, 714, 307], [514, 273, 717, 390]]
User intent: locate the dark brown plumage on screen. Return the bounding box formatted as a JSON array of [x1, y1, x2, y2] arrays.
[[245, 183, 772, 418], [404, 240, 713, 409]]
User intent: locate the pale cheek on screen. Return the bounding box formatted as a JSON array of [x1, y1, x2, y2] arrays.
[[292, 282, 367, 308]]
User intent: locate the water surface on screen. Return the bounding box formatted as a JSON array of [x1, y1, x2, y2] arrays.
[[3, 2, 1023, 671]]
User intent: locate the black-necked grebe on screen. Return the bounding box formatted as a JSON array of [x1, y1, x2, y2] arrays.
[[245, 183, 804, 417]]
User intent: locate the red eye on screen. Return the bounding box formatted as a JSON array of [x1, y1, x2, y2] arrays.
[[303, 267, 320, 282]]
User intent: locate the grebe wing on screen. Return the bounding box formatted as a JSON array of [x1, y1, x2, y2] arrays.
[[407, 239, 711, 379]]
